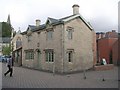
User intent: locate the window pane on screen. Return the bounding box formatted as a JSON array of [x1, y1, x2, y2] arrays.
[[45, 49, 54, 62], [68, 51, 73, 62], [25, 51, 34, 60], [46, 52, 48, 61], [68, 52, 71, 62], [45, 50, 54, 62], [25, 52, 27, 59], [48, 53, 50, 62], [47, 31, 53, 40], [68, 30, 72, 39], [51, 52, 54, 62], [28, 35, 32, 42], [31, 51, 34, 59]]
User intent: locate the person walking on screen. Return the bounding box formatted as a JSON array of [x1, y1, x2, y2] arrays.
[[4, 55, 14, 77]]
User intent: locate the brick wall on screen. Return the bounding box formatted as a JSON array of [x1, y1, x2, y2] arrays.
[[94, 64, 114, 71], [97, 38, 117, 64], [112, 41, 118, 65]]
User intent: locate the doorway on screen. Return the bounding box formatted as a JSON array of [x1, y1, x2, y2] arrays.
[[37, 50, 41, 68]]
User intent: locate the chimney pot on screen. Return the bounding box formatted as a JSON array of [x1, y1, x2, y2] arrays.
[[112, 30, 116, 32], [72, 4, 79, 15], [36, 19, 40, 26]]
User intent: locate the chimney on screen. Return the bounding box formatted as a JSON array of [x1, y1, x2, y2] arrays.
[[112, 30, 116, 32], [72, 4, 79, 15], [36, 19, 40, 26]]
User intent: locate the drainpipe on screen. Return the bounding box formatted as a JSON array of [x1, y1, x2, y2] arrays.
[[61, 24, 65, 73], [53, 51, 55, 75], [53, 27, 55, 75]]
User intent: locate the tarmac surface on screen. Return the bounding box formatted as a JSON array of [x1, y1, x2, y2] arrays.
[[1, 62, 119, 88]]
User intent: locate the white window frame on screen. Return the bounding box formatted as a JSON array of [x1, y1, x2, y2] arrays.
[[45, 49, 54, 62], [25, 50, 34, 60]]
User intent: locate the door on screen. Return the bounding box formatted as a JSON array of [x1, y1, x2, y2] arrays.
[[37, 51, 41, 68]]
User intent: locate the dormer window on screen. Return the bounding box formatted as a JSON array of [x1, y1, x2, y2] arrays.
[[46, 20, 50, 24], [46, 20, 51, 27]]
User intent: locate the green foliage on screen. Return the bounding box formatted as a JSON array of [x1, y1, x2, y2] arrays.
[[2, 45, 11, 55], [2, 22, 12, 37]]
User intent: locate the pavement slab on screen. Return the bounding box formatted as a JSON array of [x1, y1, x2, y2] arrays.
[[1, 62, 119, 88]]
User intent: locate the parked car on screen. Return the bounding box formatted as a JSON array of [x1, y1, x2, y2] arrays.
[[0, 56, 2, 62], [5, 55, 10, 62], [0, 55, 7, 62]]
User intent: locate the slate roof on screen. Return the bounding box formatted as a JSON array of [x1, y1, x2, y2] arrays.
[[60, 14, 76, 20], [23, 14, 93, 34], [60, 14, 93, 30], [45, 17, 64, 26], [47, 17, 60, 24], [29, 25, 36, 30], [29, 24, 46, 32], [21, 31, 27, 35]]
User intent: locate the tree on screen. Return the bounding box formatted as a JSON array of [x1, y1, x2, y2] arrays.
[[2, 22, 12, 37], [2, 45, 11, 55]]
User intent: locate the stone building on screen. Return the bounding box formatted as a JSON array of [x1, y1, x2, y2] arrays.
[[11, 30, 22, 66], [22, 4, 96, 73]]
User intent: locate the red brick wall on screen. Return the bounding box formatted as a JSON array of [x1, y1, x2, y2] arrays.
[[108, 39, 118, 64], [105, 31, 118, 38], [98, 38, 117, 64], [94, 64, 114, 71], [98, 39, 109, 63], [112, 41, 118, 65], [118, 37, 120, 65]]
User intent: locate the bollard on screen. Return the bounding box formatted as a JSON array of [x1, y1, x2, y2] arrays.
[[102, 71, 105, 81], [102, 78, 105, 81], [83, 69, 86, 79]]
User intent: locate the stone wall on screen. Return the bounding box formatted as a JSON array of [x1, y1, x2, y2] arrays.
[[63, 18, 94, 72], [22, 18, 95, 73]]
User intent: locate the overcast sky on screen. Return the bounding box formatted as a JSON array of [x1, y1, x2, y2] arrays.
[[0, 0, 119, 32]]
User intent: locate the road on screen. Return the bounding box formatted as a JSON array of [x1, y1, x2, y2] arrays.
[[1, 62, 119, 88]]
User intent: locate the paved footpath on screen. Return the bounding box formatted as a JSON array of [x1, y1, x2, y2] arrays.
[[1, 62, 118, 88]]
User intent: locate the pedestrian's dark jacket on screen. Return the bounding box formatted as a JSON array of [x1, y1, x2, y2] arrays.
[[7, 57, 13, 67]]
